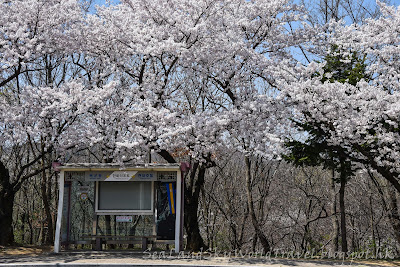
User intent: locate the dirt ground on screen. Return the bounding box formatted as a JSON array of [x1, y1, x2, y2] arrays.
[[1, 246, 400, 266]]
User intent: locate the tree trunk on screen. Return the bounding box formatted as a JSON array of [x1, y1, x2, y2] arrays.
[[21, 213, 26, 243], [331, 171, 339, 251], [128, 216, 141, 248], [184, 203, 206, 251], [157, 149, 208, 252], [184, 163, 207, 251], [339, 173, 348, 253], [252, 232, 258, 252], [23, 186, 34, 244], [39, 219, 44, 245], [244, 156, 270, 253], [0, 192, 15, 245], [105, 215, 115, 249], [41, 165, 54, 244], [0, 161, 15, 245], [388, 187, 400, 248], [369, 194, 376, 254]]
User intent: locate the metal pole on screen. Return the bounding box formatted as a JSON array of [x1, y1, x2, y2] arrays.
[[175, 170, 182, 253], [180, 170, 184, 251], [54, 170, 65, 253]]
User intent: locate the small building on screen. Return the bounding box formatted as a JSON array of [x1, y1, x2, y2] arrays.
[[53, 163, 184, 253]]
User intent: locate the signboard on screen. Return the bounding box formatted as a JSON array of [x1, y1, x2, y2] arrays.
[[105, 171, 138, 181], [85, 172, 112, 181], [157, 171, 177, 182], [77, 186, 90, 193], [135, 172, 157, 181], [79, 192, 88, 201], [77, 186, 90, 201], [85, 171, 157, 181], [65, 171, 85, 181], [116, 216, 133, 223]]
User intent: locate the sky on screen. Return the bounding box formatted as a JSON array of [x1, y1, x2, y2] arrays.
[[92, 0, 400, 6], [88, 0, 399, 66], [90, 0, 120, 13], [91, 0, 400, 19]]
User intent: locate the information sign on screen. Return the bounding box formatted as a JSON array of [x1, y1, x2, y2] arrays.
[[116, 216, 133, 222]]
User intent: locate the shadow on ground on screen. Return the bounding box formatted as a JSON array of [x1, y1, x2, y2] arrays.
[[0, 251, 397, 266]]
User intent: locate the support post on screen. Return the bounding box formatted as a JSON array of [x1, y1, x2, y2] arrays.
[[175, 170, 182, 253], [180, 171, 184, 251], [92, 183, 98, 250], [54, 170, 65, 253]]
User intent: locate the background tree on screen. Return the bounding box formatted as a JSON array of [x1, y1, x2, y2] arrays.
[[284, 46, 369, 252], [0, 0, 86, 245]]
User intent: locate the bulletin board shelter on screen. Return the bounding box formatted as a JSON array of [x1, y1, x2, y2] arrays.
[[53, 163, 183, 253]]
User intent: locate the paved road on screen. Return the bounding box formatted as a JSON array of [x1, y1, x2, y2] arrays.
[[0, 251, 391, 267]]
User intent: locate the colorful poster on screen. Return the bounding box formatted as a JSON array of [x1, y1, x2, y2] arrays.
[[166, 183, 176, 215]]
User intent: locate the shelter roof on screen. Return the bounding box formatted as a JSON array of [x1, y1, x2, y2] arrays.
[[57, 162, 181, 172]]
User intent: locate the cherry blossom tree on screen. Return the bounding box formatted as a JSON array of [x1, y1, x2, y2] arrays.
[[281, 1, 400, 247], [77, 0, 313, 250], [11, 0, 400, 252], [0, 0, 104, 245], [0, 0, 311, 248], [284, 2, 400, 193]]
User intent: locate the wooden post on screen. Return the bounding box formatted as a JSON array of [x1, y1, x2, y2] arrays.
[[95, 237, 102, 251], [142, 237, 148, 251]]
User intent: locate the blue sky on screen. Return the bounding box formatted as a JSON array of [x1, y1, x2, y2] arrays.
[[93, 0, 400, 6], [93, 0, 119, 7], [92, 0, 399, 16], [90, 0, 120, 13]]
